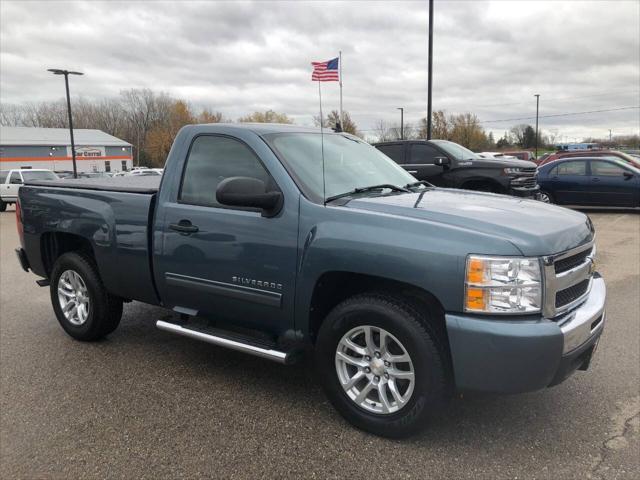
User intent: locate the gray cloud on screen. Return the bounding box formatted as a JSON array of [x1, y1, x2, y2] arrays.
[[1, 0, 638, 139]]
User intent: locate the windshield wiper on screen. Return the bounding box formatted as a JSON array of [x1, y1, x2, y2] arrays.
[[325, 184, 411, 204], [404, 180, 434, 190]]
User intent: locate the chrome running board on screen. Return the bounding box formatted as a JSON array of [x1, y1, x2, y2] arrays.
[[156, 320, 292, 364]]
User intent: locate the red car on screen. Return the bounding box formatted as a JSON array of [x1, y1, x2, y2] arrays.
[[539, 150, 640, 169], [502, 151, 537, 162]]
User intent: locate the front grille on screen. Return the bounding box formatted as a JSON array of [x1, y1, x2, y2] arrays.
[[555, 279, 590, 308], [511, 175, 538, 188], [555, 247, 592, 274], [520, 177, 537, 188], [521, 167, 537, 174]]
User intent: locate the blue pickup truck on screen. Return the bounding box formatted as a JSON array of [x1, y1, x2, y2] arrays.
[[15, 123, 605, 438]]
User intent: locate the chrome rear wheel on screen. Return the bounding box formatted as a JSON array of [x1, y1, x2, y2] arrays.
[[57, 269, 90, 326]]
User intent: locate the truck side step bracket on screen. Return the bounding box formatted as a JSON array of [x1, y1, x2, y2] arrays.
[[155, 320, 296, 365]]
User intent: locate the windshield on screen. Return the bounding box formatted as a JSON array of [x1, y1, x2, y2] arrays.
[[266, 133, 417, 202], [611, 159, 640, 174], [614, 152, 640, 168], [431, 140, 478, 160], [21, 170, 58, 181]]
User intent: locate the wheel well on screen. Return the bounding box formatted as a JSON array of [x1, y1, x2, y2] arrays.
[[41, 232, 95, 277], [308, 272, 447, 344], [461, 179, 505, 193]]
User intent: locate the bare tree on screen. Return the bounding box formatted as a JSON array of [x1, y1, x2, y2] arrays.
[[372, 120, 395, 142], [509, 124, 529, 147], [0, 103, 25, 126]]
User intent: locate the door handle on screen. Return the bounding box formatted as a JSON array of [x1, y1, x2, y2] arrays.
[[407, 170, 418, 174], [169, 220, 199, 234], [592, 178, 600, 182]]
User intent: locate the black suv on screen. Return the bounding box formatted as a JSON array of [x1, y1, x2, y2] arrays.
[[374, 139, 539, 197]]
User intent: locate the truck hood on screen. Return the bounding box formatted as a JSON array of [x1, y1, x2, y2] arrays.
[[466, 157, 537, 169], [345, 188, 593, 256]]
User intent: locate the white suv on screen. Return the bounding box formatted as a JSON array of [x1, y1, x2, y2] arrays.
[[0, 169, 58, 211]]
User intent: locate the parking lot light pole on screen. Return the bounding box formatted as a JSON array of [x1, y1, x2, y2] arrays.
[[534, 94, 540, 158], [48, 69, 83, 178], [397, 107, 404, 140]]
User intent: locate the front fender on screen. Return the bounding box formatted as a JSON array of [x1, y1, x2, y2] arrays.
[[294, 198, 521, 334]]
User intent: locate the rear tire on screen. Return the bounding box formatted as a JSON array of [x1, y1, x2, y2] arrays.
[[0, 201, 6, 212], [50, 252, 123, 341], [315, 293, 451, 438]]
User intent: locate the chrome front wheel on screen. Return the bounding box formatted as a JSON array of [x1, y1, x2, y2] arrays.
[[335, 325, 415, 414], [57, 269, 90, 326]]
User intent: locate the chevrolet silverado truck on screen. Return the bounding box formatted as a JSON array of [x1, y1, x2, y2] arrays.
[[15, 124, 605, 438], [374, 139, 539, 197]]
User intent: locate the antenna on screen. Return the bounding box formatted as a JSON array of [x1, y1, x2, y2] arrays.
[[318, 80, 326, 204]]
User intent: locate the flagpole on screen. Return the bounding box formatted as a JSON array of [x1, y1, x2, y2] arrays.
[[339, 50, 343, 128]]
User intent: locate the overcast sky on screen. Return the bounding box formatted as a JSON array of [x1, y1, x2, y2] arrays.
[[1, 0, 639, 141]]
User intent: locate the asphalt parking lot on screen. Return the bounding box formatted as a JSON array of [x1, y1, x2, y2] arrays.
[[0, 206, 638, 479]]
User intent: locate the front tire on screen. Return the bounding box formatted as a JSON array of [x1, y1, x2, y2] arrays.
[[50, 252, 123, 341], [538, 191, 553, 203], [0, 201, 6, 212], [315, 293, 451, 438]]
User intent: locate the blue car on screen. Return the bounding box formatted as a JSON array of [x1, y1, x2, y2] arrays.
[[537, 156, 640, 208]]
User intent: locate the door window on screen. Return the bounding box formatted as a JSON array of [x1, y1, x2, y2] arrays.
[[9, 172, 23, 184], [0, 171, 8, 184], [180, 135, 271, 208], [409, 144, 441, 165], [555, 161, 586, 176], [590, 161, 626, 177], [377, 144, 404, 164]]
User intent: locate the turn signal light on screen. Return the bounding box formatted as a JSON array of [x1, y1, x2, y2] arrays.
[[467, 258, 485, 284], [465, 288, 487, 311]]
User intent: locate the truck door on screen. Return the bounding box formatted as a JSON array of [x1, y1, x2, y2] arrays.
[[155, 134, 299, 334], [405, 143, 447, 184]]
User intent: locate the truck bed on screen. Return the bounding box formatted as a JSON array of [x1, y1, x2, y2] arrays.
[[19, 178, 160, 305], [26, 175, 161, 194]]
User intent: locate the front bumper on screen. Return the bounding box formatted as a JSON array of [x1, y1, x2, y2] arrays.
[[445, 275, 605, 394], [509, 185, 540, 197]]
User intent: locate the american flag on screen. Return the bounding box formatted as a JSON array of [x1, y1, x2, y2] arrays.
[[311, 57, 340, 82]]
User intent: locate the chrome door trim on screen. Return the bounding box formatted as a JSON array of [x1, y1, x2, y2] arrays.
[[165, 272, 282, 308]]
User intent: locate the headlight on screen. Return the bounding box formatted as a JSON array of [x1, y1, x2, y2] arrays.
[[503, 167, 522, 175], [464, 255, 542, 314]]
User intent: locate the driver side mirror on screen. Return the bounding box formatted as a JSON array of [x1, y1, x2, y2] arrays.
[[623, 171, 634, 180], [216, 176, 282, 217], [434, 156, 450, 167]]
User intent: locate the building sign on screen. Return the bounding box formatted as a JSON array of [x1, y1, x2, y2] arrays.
[[67, 146, 106, 158]]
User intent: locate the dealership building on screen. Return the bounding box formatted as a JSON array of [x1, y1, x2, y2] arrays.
[[0, 127, 133, 173]]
